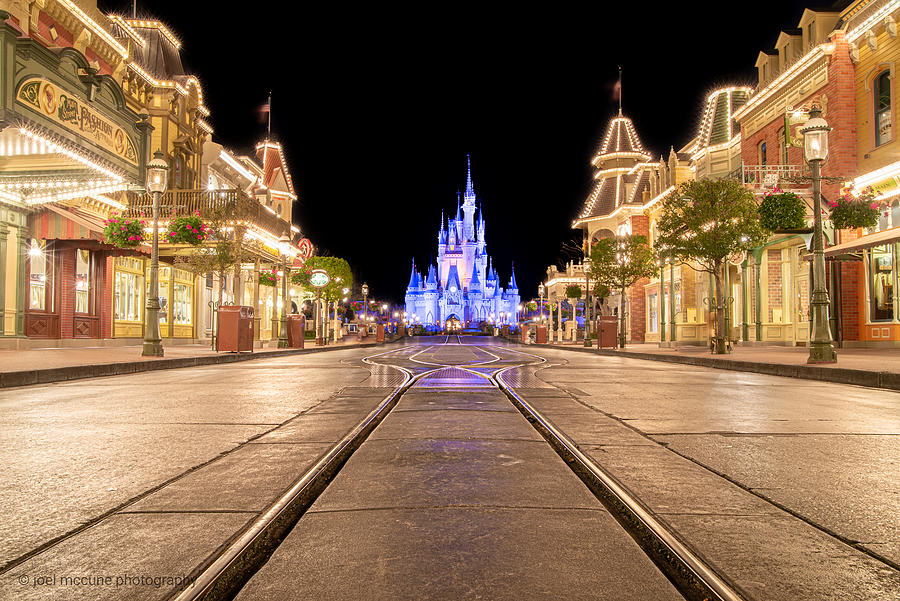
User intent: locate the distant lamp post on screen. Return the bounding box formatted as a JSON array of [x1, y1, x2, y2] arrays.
[[142, 150, 168, 357], [277, 234, 291, 348], [801, 105, 837, 364], [538, 283, 545, 329], [362, 283, 369, 323]]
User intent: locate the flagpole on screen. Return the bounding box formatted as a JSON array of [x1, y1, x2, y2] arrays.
[[267, 91, 272, 140], [618, 65, 622, 116]]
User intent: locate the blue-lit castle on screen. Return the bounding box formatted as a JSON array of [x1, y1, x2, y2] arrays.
[[404, 157, 520, 329]]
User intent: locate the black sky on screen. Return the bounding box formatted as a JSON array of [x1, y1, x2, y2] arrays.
[[100, 1, 818, 303]]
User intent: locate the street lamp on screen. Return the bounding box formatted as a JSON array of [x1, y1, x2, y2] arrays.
[[538, 283, 545, 337], [583, 257, 592, 347], [800, 105, 837, 364], [142, 150, 168, 357], [277, 234, 291, 348], [361, 282, 369, 323]]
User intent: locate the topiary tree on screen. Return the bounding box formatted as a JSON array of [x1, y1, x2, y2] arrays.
[[589, 235, 657, 348], [656, 179, 767, 354]]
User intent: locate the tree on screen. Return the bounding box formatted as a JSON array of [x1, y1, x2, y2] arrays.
[[292, 256, 353, 340], [175, 196, 258, 307], [589, 235, 657, 348], [656, 179, 767, 354]]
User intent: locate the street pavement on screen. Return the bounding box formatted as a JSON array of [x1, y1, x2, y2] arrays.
[[0, 336, 897, 600]]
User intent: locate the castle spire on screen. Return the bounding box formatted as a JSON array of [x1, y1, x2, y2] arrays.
[[464, 154, 475, 205], [407, 259, 418, 289], [508, 262, 518, 290]]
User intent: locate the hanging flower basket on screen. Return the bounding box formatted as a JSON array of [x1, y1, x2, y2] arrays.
[[103, 215, 145, 247], [258, 269, 278, 287], [167, 213, 209, 245], [828, 190, 881, 230], [526, 301, 537, 312], [565, 284, 583, 299], [759, 190, 807, 232], [291, 266, 314, 286]]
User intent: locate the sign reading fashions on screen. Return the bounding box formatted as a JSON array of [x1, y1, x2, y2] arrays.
[[16, 77, 138, 166]]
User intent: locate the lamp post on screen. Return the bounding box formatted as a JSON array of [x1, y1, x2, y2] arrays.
[[309, 269, 330, 346], [361, 283, 369, 324], [277, 234, 291, 348], [583, 257, 592, 347], [801, 105, 837, 364], [142, 150, 168, 357], [538, 283, 545, 338]]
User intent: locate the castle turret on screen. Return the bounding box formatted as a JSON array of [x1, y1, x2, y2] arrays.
[[508, 264, 518, 292]]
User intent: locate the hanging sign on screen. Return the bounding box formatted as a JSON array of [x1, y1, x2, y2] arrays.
[[16, 77, 138, 166], [309, 269, 329, 288], [296, 238, 314, 263]]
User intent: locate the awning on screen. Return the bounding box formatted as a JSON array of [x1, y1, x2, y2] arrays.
[[816, 227, 900, 258]]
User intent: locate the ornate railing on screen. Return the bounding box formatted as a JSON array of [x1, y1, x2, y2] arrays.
[[123, 189, 291, 237], [742, 164, 807, 189]]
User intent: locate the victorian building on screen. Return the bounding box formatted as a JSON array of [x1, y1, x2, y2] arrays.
[[404, 158, 520, 329]]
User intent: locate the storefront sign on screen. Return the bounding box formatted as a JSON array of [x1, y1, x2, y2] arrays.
[[16, 77, 138, 166], [309, 269, 329, 288]]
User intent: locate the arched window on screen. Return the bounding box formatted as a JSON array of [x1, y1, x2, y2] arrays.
[[875, 70, 892, 146], [758, 140, 767, 166]]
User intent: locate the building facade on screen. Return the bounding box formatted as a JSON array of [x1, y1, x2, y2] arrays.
[[404, 158, 520, 329]]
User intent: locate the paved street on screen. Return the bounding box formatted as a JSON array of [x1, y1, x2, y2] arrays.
[[0, 337, 898, 600]]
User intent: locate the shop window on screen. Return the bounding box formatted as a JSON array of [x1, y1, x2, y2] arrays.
[[875, 70, 892, 147], [892, 201, 900, 228], [869, 245, 894, 322], [758, 140, 767, 166], [28, 240, 50, 311], [647, 293, 658, 333], [114, 257, 144, 322], [173, 268, 193, 325], [75, 249, 91, 314]]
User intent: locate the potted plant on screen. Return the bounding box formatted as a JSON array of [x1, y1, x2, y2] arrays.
[[103, 214, 145, 247], [828, 188, 881, 230], [167, 212, 209, 245], [759, 189, 809, 232], [258, 269, 278, 287]]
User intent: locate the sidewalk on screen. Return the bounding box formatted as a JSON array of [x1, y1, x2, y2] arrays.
[[0, 337, 385, 389], [545, 340, 900, 391]]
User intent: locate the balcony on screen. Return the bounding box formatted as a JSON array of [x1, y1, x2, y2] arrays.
[[123, 189, 291, 237], [742, 165, 808, 190]]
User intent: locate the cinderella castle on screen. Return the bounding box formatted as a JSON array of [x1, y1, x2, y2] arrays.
[[404, 157, 520, 330]]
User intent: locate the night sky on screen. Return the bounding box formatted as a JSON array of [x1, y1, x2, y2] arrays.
[[100, 1, 821, 303]]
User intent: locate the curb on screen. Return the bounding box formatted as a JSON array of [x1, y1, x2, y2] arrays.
[[0, 341, 388, 389], [535, 343, 900, 392]]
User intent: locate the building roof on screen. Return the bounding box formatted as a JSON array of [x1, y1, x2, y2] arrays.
[[592, 115, 651, 165], [116, 21, 184, 80]]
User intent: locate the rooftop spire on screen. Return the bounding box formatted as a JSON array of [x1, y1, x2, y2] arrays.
[[464, 154, 475, 205]]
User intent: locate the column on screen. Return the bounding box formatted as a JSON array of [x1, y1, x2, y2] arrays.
[[548, 299, 554, 343], [659, 260, 666, 344], [741, 261, 750, 343], [556, 299, 562, 342], [755, 259, 763, 342], [14, 226, 27, 337], [167, 266, 175, 339], [252, 258, 260, 341], [724, 263, 730, 346], [0, 224, 7, 335], [669, 261, 676, 343]]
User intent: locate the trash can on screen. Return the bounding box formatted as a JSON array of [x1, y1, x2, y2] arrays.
[[376, 323, 385, 343], [536, 325, 548, 344], [521, 325, 529, 343], [288, 314, 305, 348], [217, 305, 254, 352], [598, 316, 618, 349]]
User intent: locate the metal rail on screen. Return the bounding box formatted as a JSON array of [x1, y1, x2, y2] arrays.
[[488, 344, 747, 601], [169, 344, 444, 601]]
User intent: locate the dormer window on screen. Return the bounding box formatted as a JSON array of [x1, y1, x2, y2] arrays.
[[875, 70, 892, 146], [807, 21, 816, 50]]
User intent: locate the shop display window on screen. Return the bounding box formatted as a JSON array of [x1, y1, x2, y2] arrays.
[[114, 257, 144, 322], [869, 245, 895, 322], [28, 240, 50, 311], [75, 249, 91, 314], [647, 293, 658, 333]]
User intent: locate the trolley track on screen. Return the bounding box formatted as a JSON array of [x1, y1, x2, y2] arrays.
[[170, 338, 744, 601]]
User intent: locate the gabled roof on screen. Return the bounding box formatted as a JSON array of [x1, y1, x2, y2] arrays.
[[255, 141, 296, 196], [446, 265, 462, 291], [469, 265, 481, 290]]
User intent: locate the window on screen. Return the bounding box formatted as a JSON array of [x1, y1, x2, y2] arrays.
[[875, 70, 892, 146], [869, 245, 894, 322], [75, 249, 91, 314], [807, 21, 816, 50], [114, 257, 144, 322], [647, 293, 658, 333], [777, 127, 788, 164], [28, 240, 50, 310], [758, 140, 767, 166]]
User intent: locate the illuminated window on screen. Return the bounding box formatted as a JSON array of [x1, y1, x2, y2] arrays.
[[875, 71, 892, 146], [114, 257, 144, 322], [28, 240, 49, 310], [758, 140, 767, 166], [869, 245, 894, 322], [75, 249, 91, 314]]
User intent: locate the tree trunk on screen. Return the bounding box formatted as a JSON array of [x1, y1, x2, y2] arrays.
[[618, 283, 626, 348], [713, 260, 727, 354], [217, 268, 226, 307], [232, 262, 242, 305]]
